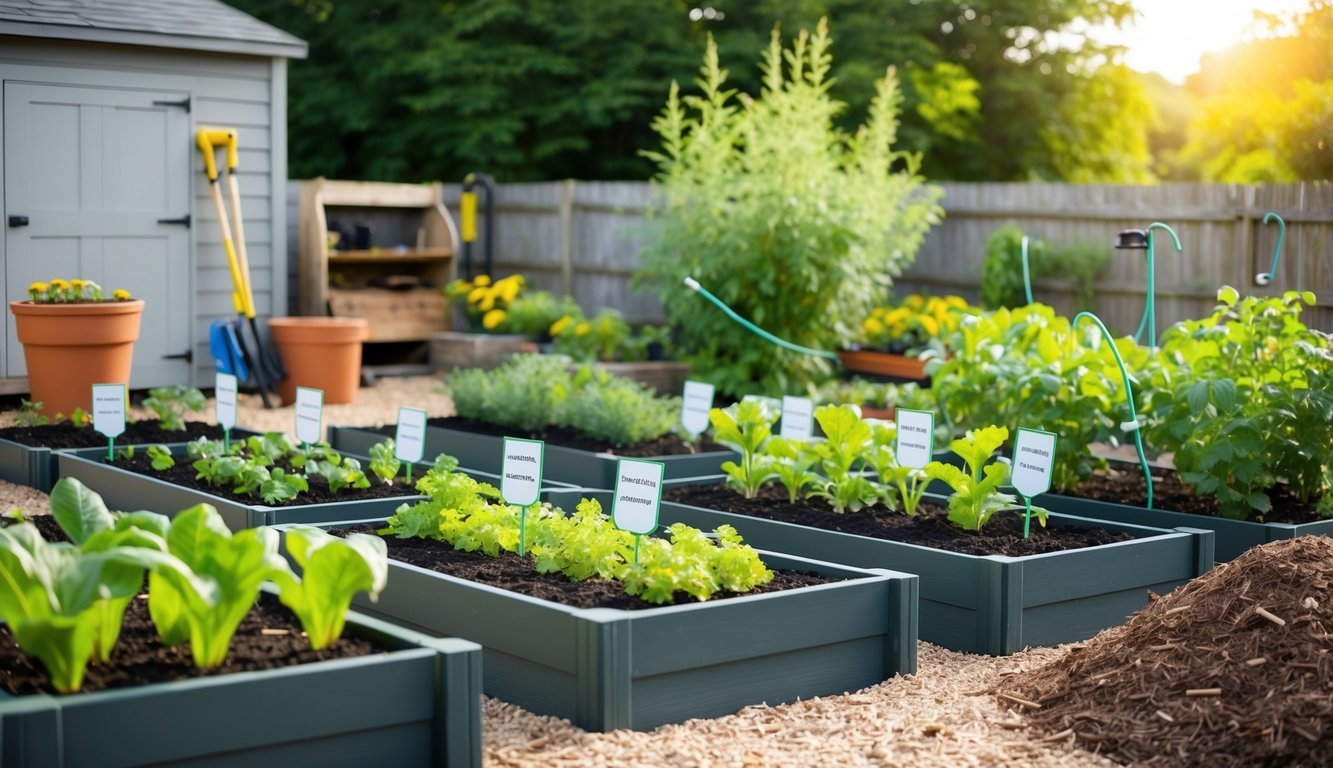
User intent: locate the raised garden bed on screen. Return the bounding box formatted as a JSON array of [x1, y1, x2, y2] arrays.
[[1035, 461, 1333, 563], [0, 422, 253, 493], [290, 507, 919, 732], [658, 478, 1214, 655], [0, 592, 482, 767], [329, 420, 737, 489]]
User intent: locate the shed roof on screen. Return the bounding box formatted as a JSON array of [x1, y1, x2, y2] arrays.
[[0, 0, 307, 58]]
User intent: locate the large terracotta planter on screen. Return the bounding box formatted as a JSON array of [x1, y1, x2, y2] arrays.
[[9, 299, 144, 419], [268, 316, 369, 405], [837, 349, 929, 383]]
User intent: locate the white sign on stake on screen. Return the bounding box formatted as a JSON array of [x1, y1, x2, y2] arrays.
[[215, 372, 238, 431], [293, 387, 324, 445], [612, 458, 664, 535], [501, 437, 544, 507], [680, 380, 714, 436], [1011, 428, 1057, 498], [894, 408, 935, 469], [780, 395, 814, 440], [92, 383, 126, 438], [395, 407, 427, 464]]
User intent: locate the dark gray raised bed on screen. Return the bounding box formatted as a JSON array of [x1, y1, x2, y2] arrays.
[[655, 477, 1214, 656], [0, 429, 261, 493], [1036, 490, 1333, 563], [291, 507, 919, 732], [0, 608, 482, 768], [329, 424, 738, 489]]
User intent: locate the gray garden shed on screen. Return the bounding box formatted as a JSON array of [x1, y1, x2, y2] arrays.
[[0, 0, 306, 393]]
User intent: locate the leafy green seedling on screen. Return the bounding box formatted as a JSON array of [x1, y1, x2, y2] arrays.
[[764, 436, 820, 504], [146, 444, 175, 471], [271, 526, 388, 650], [710, 398, 778, 499], [369, 438, 402, 485], [808, 404, 880, 513], [142, 385, 207, 432], [925, 425, 1048, 532]]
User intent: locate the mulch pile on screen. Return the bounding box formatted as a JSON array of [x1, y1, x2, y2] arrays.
[[998, 536, 1333, 767]]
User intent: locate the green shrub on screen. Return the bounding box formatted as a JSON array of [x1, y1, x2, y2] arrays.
[[565, 373, 681, 447], [446, 354, 573, 434], [635, 19, 942, 398]]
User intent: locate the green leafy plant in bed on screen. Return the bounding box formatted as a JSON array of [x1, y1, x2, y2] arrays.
[[172, 433, 390, 504], [709, 398, 779, 499], [923, 426, 1047, 532], [447, 353, 685, 448], [381, 456, 773, 604], [0, 477, 390, 691], [1144, 287, 1333, 519], [141, 385, 208, 432]]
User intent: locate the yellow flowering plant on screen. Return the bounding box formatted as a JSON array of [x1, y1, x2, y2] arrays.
[[25, 279, 132, 303], [857, 295, 978, 353], [443, 273, 526, 331]]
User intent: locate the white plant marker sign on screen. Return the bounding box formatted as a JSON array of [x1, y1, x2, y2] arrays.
[[92, 383, 126, 460], [1011, 427, 1057, 538], [215, 372, 238, 451], [395, 406, 428, 482], [613, 458, 665, 564], [680, 380, 714, 437], [779, 395, 814, 440], [502, 437, 544, 556], [894, 408, 935, 469], [294, 387, 324, 447]]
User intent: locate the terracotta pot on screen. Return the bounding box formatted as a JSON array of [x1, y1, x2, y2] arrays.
[[836, 350, 929, 381], [267, 316, 369, 405], [9, 300, 144, 418]]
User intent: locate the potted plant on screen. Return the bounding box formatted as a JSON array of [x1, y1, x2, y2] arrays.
[[839, 294, 978, 382], [0, 479, 483, 767], [332, 354, 735, 487], [432, 273, 536, 371], [9, 279, 143, 420], [657, 402, 1214, 655], [296, 455, 919, 732]]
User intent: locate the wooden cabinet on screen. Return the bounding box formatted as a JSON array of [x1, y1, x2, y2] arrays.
[[296, 178, 458, 342]]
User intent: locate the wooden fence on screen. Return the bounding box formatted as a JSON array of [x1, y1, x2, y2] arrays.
[[431, 181, 1333, 335]]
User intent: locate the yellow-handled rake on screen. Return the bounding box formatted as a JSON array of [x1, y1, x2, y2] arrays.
[[197, 126, 285, 407]]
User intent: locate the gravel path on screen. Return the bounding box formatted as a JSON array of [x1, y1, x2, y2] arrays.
[[0, 376, 1122, 767]]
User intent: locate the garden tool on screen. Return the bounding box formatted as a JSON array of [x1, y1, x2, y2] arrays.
[[196, 127, 285, 407]]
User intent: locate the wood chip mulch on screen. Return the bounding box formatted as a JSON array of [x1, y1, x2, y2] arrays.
[[998, 536, 1333, 767]]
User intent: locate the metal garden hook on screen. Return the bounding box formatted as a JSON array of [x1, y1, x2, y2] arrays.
[[1131, 222, 1182, 349], [1071, 311, 1153, 510], [1021, 235, 1034, 305], [1255, 212, 1285, 286]]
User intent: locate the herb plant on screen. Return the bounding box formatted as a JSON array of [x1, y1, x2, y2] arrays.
[[807, 404, 880, 513], [369, 439, 402, 484], [142, 386, 207, 431], [271, 526, 388, 650], [924, 426, 1047, 532], [565, 370, 682, 447], [710, 399, 778, 499]]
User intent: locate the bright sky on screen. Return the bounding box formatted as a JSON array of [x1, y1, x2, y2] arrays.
[[1093, 0, 1313, 83]]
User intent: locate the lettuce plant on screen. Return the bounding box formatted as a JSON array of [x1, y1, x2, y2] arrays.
[[271, 526, 388, 650], [764, 436, 820, 504], [710, 399, 778, 499], [924, 426, 1047, 532], [807, 404, 880, 513], [864, 421, 929, 516], [142, 385, 207, 431], [369, 439, 402, 484]]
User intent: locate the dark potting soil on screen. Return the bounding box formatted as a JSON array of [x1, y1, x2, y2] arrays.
[[1062, 464, 1323, 525], [335, 525, 836, 611], [414, 416, 726, 457], [1001, 536, 1333, 767], [0, 516, 386, 697], [0, 419, 228, 449], [663, 484, 1132, 557], [101, 453, 419, 507]]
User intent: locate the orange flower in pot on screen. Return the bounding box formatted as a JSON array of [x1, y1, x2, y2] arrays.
[[9, 279, 143, 419]]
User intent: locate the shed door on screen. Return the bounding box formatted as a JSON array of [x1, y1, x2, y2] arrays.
[[4, 82, 191, 387]]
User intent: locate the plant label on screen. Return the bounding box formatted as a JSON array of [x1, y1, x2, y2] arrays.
[[1011, 428, 1057, 498], [502, 437, 544, 507], [894, 408, 935, 469], [395, 407, 427, 464], [92, 383, 126, 438], [215, 372, 238, 431], [681, 380, 714, 436], [294, 387, 323, 445], [780, 395, 814, 440], [613, 458, 664, 535]]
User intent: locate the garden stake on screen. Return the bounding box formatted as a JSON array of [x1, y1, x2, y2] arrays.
[[106, 437, 114, 463], [683, 277, 839, 360], [1071, 311, 1153, 509], [1130, 222, 1182, 349], [633, 533, 641, 565], [1021, 235, 1035, 305], [1255, 212, 1286, 286], [1023, 498, 1034, 538], [519, 504, 529, 557]]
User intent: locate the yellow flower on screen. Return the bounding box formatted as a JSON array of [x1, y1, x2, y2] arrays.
[[70, 279, 87, 289], [945, 295, 968, 309], [863, 317, 884, 336], [473, 274, 492, 287], [574, 322, 590, 337], [28, 281, 48, 295], [467, 286, 488, 305], [919, 315, 940, 336], [495, 275, 524, 303], [482, 308, 506, 329], [112, 289, 131, 301], [549, 315, 574, 336], [49, 279, 70, 290], [478, 293, 496, 312]]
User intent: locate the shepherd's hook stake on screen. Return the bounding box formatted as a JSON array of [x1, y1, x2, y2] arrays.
[[1255, 212, 1285, 287], [1072, 311, 1153, 510], [683, 277, 839, 360], [1132, 222, 1182, 350]]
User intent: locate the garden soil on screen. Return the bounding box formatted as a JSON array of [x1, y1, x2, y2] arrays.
[[0, 376, 1204, 767]]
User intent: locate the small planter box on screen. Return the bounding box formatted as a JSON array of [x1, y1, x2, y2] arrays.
[[55, 445, 427, 532], [329, 424, 737, 490], [294, 508, 919, 732], [0, 429, 261, 494], [1036, 491, 1333, 564], [655, 478, 1214, 655], [0, 609, 482, 768], [429, 331, 535, 372]]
